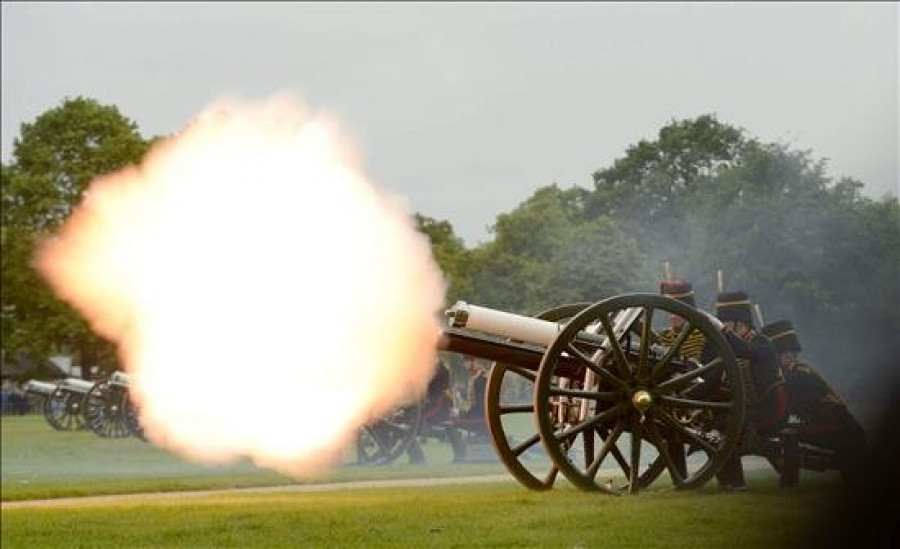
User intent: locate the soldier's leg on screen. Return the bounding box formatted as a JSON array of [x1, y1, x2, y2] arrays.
[[407, 438, 426, 465], [445, 424, 467, 462], [716, 451, 746, 491]]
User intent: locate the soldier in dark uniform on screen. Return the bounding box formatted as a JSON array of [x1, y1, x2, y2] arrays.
[[447, 358, 489, 461], [760, 320, 867, 479], [713, 291, 787, 491], [461, 358, 488, 421], [407, 360, 454, 465]]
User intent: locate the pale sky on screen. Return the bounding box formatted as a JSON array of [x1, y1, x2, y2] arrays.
[[2, 2, 898, 246]]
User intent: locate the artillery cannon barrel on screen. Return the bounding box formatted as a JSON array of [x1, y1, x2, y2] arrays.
[[444, 301, 610, 347], [440, 300, 696, 374], [57, 378, 96, 394], [24, 380, 58, 396], [108, 372, 131, 388]]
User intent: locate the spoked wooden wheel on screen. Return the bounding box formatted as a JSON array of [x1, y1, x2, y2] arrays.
[[355, 401, 423, 466], [44, 386, 88, 431], [85, 380, 132, 438], [534, 293, 744, 494], [486, 303, 591, 490]]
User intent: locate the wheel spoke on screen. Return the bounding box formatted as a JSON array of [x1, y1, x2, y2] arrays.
[[598, 312, 631, 378], [367, 427, 391, 456], [504, 364, 537, 383], [565, 344, 627, 390], [548, 386, 620, 401], [656, 358, 724, 393], [552, 404, 625, 442], [657, 394, 733, 411], [500, 404, 533, 415], [583, 429, 595, 469], [511, 433, 541, 457], [587, 420, 626, 477], [628, 422, 643, 494], [649, 323, 694, 381], [656, 409, 717, 454], [645, 419, 685, 484], [636, 306, 654, 380]]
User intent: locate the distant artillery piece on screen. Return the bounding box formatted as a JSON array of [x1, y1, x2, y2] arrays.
[[84, 371, 137, 439], [24, 378, 96, 431], [354, 401, 422, 466], [108, 372, 147, 441], [24, 373, 148, 442], [438, 294, 747, 495]]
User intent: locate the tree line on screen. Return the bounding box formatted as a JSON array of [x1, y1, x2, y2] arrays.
[[2, 98, 898, 398]]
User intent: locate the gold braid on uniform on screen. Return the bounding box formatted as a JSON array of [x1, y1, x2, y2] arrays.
[[658, 328, 707, 360]]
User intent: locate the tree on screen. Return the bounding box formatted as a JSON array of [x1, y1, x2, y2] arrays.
[[1, 97, 152, 376], [467, 185, 647, 313], [414, 214, 472, 306], [587, 114, 746, 225], [584, 114, 898, 398]]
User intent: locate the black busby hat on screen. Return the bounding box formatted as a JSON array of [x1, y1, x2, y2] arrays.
[[715, 291, 754, 327], [761, 320, 802, 354], [660, 280, 696, 307]]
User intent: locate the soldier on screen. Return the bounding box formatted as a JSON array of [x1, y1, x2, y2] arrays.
[[447, 357, 489, 462], [658, 280, 709, 361], [658, 280, 710, 478], [712, 291, 787, 491], [461, 357, 488, 421], [760, 320, 867, 479]]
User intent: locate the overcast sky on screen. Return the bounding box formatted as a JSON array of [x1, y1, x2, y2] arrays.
[[2, 2, 897, 245]]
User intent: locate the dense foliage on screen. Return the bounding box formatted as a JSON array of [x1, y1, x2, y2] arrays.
[[1, 97, 153, 376], [3, 101, 897, 398]]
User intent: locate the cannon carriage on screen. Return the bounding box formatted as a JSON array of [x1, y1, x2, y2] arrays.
[[24, 373, 147, 441], [84, 372, 145, 440], [352, 292, 749, 494], [438, 293, 749, 494], [24, 377, 95, 431]]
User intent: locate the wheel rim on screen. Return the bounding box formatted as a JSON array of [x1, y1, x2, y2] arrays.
[[534, 293, 744, 494], [44, 385, 88, 431], [85, 381, 132, 438], [486, 303, 591, 490]]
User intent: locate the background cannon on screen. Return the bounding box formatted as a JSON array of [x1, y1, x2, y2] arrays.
[[84, 372, 135, 439], [354, 401, 422, 466], [108, 372, 146, 441], [439, 293, 746, 494], [25, 378, 95, 431]]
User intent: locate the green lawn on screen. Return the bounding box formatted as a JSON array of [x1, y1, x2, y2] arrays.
[[1, 415, 507, 501], [1, 414, 849, 548], [1, 480, 841, 548]]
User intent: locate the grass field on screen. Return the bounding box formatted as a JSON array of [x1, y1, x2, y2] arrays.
[[1, 415, 849, 548], [1, 415, 507, 501]]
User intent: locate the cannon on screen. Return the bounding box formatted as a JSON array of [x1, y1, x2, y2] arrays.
[[107, 372, 146, 441], [24, 377, 96, 431], [436, 293, 747, 494], [84, 371, 140, 439], [354, 401, 422, 466]]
